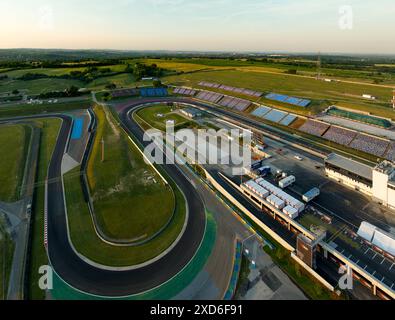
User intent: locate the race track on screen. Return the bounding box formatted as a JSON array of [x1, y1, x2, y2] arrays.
[[2, 102, 206, 297]]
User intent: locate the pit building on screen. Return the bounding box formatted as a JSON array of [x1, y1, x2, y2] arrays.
[[325, 153, 395, 210]]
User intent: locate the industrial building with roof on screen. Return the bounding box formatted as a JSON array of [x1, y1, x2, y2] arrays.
[[325, 153, 395, 210]]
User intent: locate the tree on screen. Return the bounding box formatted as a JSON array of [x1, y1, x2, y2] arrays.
[[105, 83, 116, 90], [12, 89, 20, 95], [103, 92, 111, 101], [65, 86, 80, 97], [153, 79, 162, 88]]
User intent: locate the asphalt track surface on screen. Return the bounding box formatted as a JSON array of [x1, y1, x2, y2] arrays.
[[1, 104, 206, 297]]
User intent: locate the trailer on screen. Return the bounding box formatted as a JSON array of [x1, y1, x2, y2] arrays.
[[303, 187, 320, 202], [283, 205, 299, 219], [267, 194, 285, 210], [279, 175, 296, 189]]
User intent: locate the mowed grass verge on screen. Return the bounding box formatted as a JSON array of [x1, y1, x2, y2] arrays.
[[62, 104, 186, 266], [28, 118, 62, 300], [0, 124, 31, 202], [86, 105, 175, 241], [0, 217, 15, 300]]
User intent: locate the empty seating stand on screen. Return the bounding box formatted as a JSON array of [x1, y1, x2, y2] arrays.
[[299, 120, 330, 137], [279, 114, 297, 126], [173, 87, 196, 96], [140, 87, 168, 97], [250, 106, 296, 126], [111, 88, 140, 98], [385, 142, 395, 162], [265, 92, 311, 107], [323, 126, 357, 146], [198, 81, 263, 97], [264, 109, 288, 123], [196, 90, 223, 104], [349, 134, 389, 157], [251, 106, 272, 117], [218, 96, 251, 111]]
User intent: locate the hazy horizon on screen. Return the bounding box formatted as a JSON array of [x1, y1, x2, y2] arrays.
[[1, 0, 394, 54]]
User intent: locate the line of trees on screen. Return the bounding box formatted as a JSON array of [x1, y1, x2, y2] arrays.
[[38, 86, 88, 99], [18, 66, 117, 83], [131, 62, 164, 80]]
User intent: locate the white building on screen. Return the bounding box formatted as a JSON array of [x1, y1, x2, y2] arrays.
[[372, 162, 395, 209], [325, 153, 395, 210], [180, 108, 202, 119]]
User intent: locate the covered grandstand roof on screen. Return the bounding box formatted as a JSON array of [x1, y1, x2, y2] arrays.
[[325, 153, 373, 181]]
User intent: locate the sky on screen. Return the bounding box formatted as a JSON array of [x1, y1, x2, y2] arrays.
[[0, 0, 394, 54]]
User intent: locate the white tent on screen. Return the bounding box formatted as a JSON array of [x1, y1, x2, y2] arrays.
[[357, 222, 377, 242]]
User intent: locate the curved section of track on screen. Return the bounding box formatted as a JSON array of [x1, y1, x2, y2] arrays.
[[1, 102, 206, 297]]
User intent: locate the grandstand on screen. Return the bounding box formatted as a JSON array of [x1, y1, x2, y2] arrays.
[[328, 107, 392, 129], [219, 84, 235, 91], [173, 87, 196, 96], [196, 90, 223, 104], [323, 126, 357, 146], [265, 93, 311, 107], [198, 81, 263, 97], [140, 87, 168, 97], [250, 105, 296, 126], [264, 109, 288, 123], [349, 134, 389, 157], [251, 106, 272, 117], [218, 96, 251, 111], [111, 88, 139, 98], [385, 143, 395, 162], [299, 120, 330, 137], [279, 114, 297, 126]]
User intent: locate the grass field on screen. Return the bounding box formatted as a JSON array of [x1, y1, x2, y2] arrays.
[[136, 104, 196, 132], [142, 59, 232, 73], [0, 78, 84, 95], [0, 124, 31, 202], [0, 100, 90, 118], [28, 118, 62, 300], [64, 164, 185, 267], [0, 65, 130, 95], [86, 105, 175, 241], [0, 217, 15, 300], [88, 73, 136, 90], [64, 163, 186, 266], [162, 68, 395, 119], [156, 58, 395, 85]]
